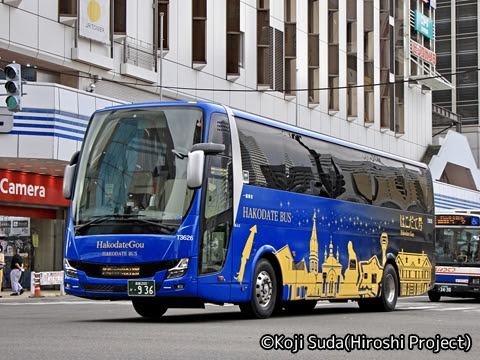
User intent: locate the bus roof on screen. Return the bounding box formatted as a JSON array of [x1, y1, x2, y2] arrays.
[[94, 101, 429, 170]]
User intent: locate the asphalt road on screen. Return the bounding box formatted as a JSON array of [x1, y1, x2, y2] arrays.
[[1, 295, 479, 360]]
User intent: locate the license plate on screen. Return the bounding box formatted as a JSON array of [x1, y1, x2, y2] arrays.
[[128, 280, 156, 297], [438, 285, 451, 293]]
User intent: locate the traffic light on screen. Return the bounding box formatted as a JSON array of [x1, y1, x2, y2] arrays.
[[4, 63, 22, 112]]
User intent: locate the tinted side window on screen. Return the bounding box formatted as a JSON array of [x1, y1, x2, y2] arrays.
[[237, 117, 321, 195], [236, 117, 432, 214]]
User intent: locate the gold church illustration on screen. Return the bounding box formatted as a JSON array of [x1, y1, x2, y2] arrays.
[[236, 213, 432, 300]]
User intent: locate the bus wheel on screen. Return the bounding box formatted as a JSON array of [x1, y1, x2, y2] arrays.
[[358, 264, 398, 312], [428, 290, 441, 302], [240, 259, 277, 319], [378, 264, 398, 311], [132, 299, 168, 319]]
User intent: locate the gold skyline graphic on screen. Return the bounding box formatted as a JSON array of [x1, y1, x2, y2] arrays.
[[236, 213, 432, 300]]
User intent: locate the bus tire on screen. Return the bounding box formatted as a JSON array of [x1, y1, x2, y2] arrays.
[[132, 299, 168, 319], [428, 290, 441, 302], [240, 259, 277, 319], [377, 264, 398, 311], [358, 264, 398, 312]]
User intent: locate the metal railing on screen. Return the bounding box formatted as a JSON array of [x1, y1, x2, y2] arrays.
[[123, 37, 156, 71]]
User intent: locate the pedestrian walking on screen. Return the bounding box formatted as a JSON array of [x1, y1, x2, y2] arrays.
[[0, 245, 5, 298], [9, 247, 24, 296]]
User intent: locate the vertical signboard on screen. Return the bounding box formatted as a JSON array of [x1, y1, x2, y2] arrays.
[[79, 0, 111, 44], [414, 10, 434, 40]]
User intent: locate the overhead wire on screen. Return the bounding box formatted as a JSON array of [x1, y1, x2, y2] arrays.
[[0, 59, 471, 94]]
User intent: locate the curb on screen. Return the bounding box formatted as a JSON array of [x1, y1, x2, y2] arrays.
[[0, 290, 68, 302]]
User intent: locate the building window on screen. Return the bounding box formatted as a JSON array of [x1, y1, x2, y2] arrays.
[[328, 1, 339, 112], [308, 0, 319, 104], [455, 0, 478, 124], [227, 0, 241, 76], [284, 0, 296, 97], [394, 0, 404, 134], [380, 1, 392, 130], [192, 0, 207, 65], [114, 0, 126, 35], [379, 0, 404, 133], [273, 28, 284, 91], [59, 0, 77, 16], [347, 0, 357, 117], [158, 1, 169, 50], [256, 0, 283, 91], [257, 0, 271, 88], [364, 0, 374, 123]]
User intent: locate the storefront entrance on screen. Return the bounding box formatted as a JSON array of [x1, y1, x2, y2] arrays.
[[0, 169, 69, 292]]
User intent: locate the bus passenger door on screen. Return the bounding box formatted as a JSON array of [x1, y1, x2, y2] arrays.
[[198, 156, 233, 292], [199, 156, 233, 274], [197, 112, 233, 301]]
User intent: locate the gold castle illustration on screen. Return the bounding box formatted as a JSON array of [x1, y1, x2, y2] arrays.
[[236, 213, 432, 300]]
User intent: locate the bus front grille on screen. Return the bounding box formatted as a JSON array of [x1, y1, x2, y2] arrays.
[[68, 259, 178, 278], [81, 284, 128, 292]]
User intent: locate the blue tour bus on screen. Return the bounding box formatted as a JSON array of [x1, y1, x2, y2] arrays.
[[62, 101, 435, 319], [429, 210, 480, 301]]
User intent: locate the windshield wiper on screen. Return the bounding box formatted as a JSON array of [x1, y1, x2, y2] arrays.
[[74, 214, 139, 232], [127, 218, 177, 234], [74, 214, 177, 234]]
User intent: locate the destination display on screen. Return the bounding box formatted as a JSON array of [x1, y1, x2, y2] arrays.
[[101, 265, 141, 277], [435, 215, 480, 227]]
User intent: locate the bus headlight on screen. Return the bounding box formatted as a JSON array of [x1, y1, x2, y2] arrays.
[[166, 258, 189, 279], [64, 258, 78, 279]]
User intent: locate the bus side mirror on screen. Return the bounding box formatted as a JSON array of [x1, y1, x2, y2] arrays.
[[190, 143, 225, 154], [187, 150, 205, 189], [186, 143, 225, 189], [63, 151, 80, 199]]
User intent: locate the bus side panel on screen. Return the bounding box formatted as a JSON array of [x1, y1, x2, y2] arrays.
[[196, 248, 234, 303], [230, 185, 434, 303]]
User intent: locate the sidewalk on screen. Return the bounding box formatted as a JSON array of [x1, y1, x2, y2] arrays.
[[0, 288, 70, 302]]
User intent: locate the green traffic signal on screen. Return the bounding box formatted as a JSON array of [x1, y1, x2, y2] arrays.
[[4, 63, 22, 112], [6, 95, 20, 109]]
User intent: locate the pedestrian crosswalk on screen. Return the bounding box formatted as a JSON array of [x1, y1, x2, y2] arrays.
[[394, 296, 480, 313], [398, 305, 480, 312], [309, 296, 480, 314]]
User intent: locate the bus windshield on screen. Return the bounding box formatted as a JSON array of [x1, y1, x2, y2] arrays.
[[71, 106, 203, 234], [435, 228, 480, 264]]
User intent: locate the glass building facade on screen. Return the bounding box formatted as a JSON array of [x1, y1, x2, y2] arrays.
[[434, 0, 479, 125]]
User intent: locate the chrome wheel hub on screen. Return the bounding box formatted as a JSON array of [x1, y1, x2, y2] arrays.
[[255, 270, 273, 307]]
